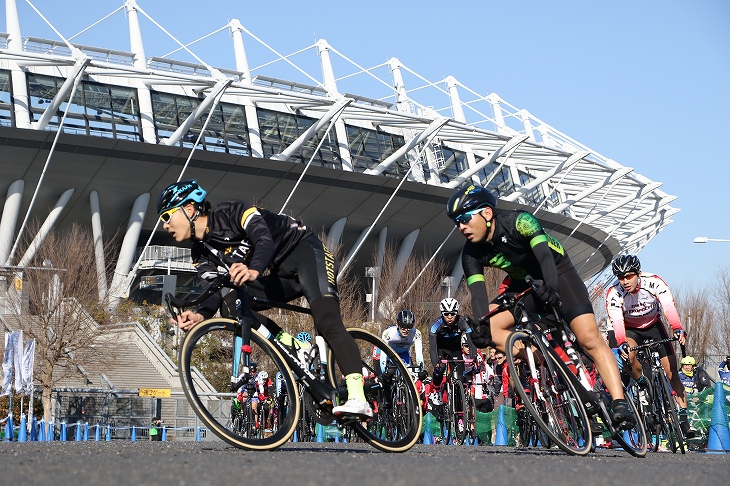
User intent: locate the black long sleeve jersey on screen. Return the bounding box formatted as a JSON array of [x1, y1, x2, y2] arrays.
[[192, 200, 311, 317], [463, 209, 566, 321]]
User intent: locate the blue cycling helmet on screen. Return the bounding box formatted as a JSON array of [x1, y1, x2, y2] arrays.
[[157, 180, 207, 214], [296, 331, 312, 343]]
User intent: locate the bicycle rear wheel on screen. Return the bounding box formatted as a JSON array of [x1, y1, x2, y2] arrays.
[[178, 318, 300, 450], [333, 328, 422, 452], [506, 330, 592, 456], [464, 394, 477, 443]]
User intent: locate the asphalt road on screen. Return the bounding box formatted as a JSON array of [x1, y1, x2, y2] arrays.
[[2, 441, 728, 486]]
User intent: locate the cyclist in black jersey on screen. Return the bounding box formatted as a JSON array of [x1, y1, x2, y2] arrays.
[[446, 183, 633, 427], [429, 298, 478, 387], [157, 180, 372, 418]]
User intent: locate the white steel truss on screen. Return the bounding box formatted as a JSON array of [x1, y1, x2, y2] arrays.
[[0, 0, 676, 271]]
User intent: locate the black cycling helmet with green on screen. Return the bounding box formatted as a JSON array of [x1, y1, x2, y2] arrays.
[[446, 184, 497, 225]]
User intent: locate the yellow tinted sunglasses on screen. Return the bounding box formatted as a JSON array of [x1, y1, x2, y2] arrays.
[[159, 207, 180, 223]]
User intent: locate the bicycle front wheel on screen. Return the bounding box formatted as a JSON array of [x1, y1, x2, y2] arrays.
[[614, 383, 648, 457], [506, 330, 592, 456], [658, 373, 685, 454], [178, 318, 300, 450], [451, 379, 467, 445], [335, 328, 422, 452]]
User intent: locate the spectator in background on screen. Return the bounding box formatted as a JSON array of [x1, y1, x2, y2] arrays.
[[719, 355, 730, 387], [678, 356, 713, 394]]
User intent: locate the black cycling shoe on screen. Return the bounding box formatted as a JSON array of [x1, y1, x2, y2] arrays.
[[679, 412, 697, 439], [590, 416, 604, 435], [611, 399, 635, 429]]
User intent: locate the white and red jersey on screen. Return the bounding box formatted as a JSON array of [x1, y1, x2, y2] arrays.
[[254, 373, 273, 401], [466, 350, 494, 400], [605, 272, 682, 345]]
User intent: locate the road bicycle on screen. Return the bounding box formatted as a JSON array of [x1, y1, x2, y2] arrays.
[[437, 357, 472, 445], [489, 278, 646, 456], [165, 271, 422, 452], [628, 338, 685, 454]]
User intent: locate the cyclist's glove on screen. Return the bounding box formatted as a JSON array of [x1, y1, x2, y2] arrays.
[[673, 329, 686, 340], [468, 315, 490, 338], [618, 342, 631, 362], [534, 282, 561, 307]]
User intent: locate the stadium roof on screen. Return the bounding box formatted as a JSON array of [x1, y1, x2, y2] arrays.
[[0, 1, 677, 301]]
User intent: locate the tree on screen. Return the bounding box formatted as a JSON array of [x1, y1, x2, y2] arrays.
[[2, 222, 120, 422]]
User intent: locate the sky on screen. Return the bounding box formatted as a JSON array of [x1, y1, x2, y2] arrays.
[[4, 0, 730, 291]]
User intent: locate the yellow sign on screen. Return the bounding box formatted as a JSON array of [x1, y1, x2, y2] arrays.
[[13, 278, 22, 291], [139, 388, 171, 398]]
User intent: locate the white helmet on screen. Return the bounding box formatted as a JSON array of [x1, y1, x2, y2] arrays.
[[440, 298, 459, 314], [258, 371, 269, 380]]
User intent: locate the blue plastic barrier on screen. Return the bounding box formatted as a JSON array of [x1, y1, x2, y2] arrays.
[[94, 424, 100, 441], [161, 426, 166, 441], [38, 419, 46, 441], [47, 422, 54, 441], [131, 426, 136, 442], [106, 424, 111, 441], [60, 422, 67, 441], [83, 423, 89, 441], [75, 421, 82, 441]]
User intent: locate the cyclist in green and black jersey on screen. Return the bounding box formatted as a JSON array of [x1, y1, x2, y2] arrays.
[[446, 183, 633, 427]]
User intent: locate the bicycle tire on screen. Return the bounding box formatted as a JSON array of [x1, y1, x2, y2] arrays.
[[613, 384, 648, 457], [464, 394, 477, 443], [506, 330, 592, 456], [658, 373, 685, 454], [178, 318, 300, 450], [333, 328, 421, 452], [452, 379, 467, 445], [628, 380, 660, 452]]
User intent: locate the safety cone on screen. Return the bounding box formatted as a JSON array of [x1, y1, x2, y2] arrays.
[[3, 415, 13, 442], [94, 424, 100, 441], [494, 405, 509, 446], [47, 421, 54, 441], [706, 382, 730, 454], [75, 421, 82, 441], [84, 422, 89, 441], [131, 425, 136, 442], [18, 414, 27, 442], [315, 423, 325, 442], [30, 416, 38, 442], [292, 430, 298, 443], [38, 419, 45, 442], [60, 421, 67, 441]]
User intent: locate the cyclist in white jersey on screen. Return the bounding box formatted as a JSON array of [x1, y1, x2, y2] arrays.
[[378, 310, 425, 375], [605, 254, 693, 437]]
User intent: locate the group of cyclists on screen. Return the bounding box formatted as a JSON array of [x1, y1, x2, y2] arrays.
[[158, 178, 703, 450]]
